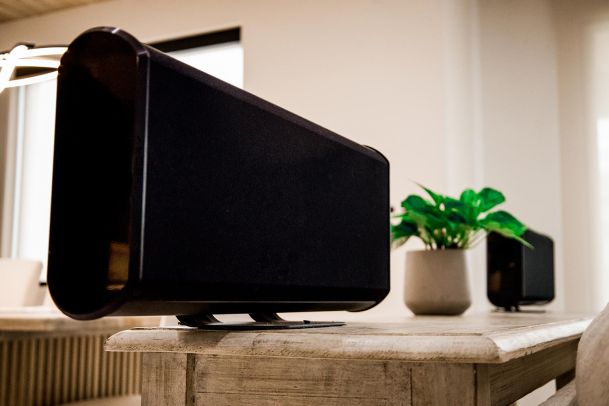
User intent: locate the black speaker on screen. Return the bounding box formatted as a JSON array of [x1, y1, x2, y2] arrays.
[[487, 230, 554, 310], [47, 27, 390, 324]]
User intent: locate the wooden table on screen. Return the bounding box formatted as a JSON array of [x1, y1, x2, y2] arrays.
[[106, 313, 591, 405], [0, 307, 159, 406]]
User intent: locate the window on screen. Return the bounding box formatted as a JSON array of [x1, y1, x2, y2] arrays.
[[0, 28, 243, 280], [155, 28, 242, 88]]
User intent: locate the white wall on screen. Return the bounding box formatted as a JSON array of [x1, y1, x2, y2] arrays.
[[553, 0, 609, 313], [5, 0, 604, 321], [0, 0, 469, 320], [0, 89, 11, 256], [474, 3, 565, 402], [3, 2, 603, 403], [476, 0, 564, 311]]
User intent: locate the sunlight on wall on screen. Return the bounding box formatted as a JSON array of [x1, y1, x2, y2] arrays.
[[15, 80, 56, 267], [596, 118, 609, 306], [588, 23, 609, 309]]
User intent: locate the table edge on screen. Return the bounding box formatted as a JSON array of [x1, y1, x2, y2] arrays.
[[105, 318, 591, 363]]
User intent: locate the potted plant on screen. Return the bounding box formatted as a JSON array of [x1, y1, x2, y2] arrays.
[[391, 184, 530, 315]]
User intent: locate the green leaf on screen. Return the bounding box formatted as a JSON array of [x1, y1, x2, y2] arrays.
[[460, 189, 478, 205], [444, 197, 464, 210], [480, 210, 527, 236], [401, 195, 430, 211], [391, 183, 530, 250], [417, 183, 444, 207], [391, 221, 418, 238], [487, 229, 533, 249], [407, 209, 444, 231], [460, 189, 481, 223], [447, 212, 466, 224], [479, 210, 532, 248], [478, 188, 505, 212], [390, 220, 418, 249]]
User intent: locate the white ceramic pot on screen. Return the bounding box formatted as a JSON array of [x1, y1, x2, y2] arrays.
[[576, 303, 609, 404], [404, 249, 471, 315]]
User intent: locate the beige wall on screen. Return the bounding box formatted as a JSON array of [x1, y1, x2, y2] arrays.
[[553, 0, 609, 312], [0, 88, 19, 258], [4, 0, 605, 321], [0, 0, 467, 319], [0, 90, 9, 255], [476, 0, 565, 311]]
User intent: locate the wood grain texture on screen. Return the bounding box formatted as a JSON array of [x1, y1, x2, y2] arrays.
[[475, 364, 492, 406], [0, 0, 108, 23], [114, 314, 588, 406], [411, 363, 475, 405], [488, 340, 578, 405], [195, 393, 371, 405], [193, 354, 410, 405], [141, 352, 188, 406], [107, 313, 591, 364]]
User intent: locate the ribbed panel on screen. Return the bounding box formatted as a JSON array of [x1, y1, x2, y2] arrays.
[[0, 334, 141, 406]]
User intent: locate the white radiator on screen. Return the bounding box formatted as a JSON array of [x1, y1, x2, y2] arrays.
[[0, 333, 141, 406]]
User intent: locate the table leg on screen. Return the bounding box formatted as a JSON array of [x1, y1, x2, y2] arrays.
[[142, 352, 190, 406], [556, 369, 575, 390]]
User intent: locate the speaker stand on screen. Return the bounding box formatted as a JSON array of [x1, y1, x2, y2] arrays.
[[176, 313, 345, 330]]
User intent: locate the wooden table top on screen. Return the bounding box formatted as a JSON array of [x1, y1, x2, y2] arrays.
[[0, 306, 160, 333], [106, 312, 592, 364]]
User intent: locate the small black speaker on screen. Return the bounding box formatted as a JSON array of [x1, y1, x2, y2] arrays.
[[487, 230, 554, 310], [47, 27, 390, 322]]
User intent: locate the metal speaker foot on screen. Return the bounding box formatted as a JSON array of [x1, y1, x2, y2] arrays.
[[177, 313, 345, 330]]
